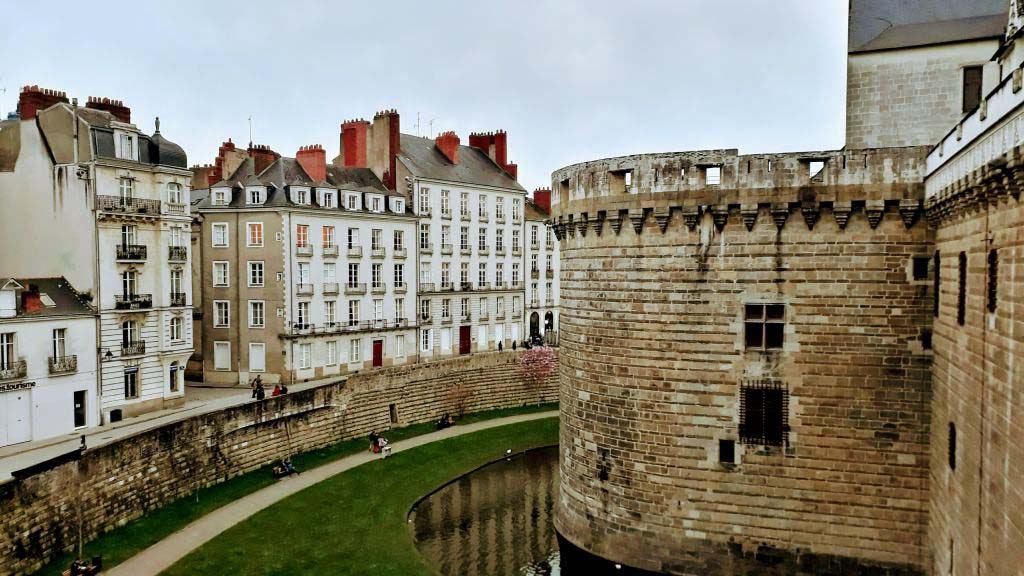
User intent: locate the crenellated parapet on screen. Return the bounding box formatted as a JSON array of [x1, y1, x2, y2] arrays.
[[549, 146, 930, 240]]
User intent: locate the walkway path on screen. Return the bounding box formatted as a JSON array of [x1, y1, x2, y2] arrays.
[[104, 410, 559, 576]]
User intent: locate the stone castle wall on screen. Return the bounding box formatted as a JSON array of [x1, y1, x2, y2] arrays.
[[0, 350, 558, 576], [925, 153, 1024, 576], [550, 147, 935, 574]]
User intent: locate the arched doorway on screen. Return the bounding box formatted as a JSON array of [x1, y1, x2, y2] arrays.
[[529, 312, 540, 340], [169, 362, 180, 392], [544, 312, 554, 331]]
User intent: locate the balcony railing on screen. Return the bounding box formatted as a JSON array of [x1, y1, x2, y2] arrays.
[[441, 209, 452, 219], [460, 211, 471, 221], [531, 242, 539, 250], [419, 207, 432, 217], [284, 318, 413, 336], [476, 282, 491, 290], [420, 243, 433, 254], [460, 246, 471, 255], [460, 314, 471, 323], [546, 241, 554, 249], [115, 294, 152, 310], [440, 282, 453, 291], [116, 244, 147, 261], [348, 246, 363, 258], [496, 247, 507, 256], [296, 244, 313, 257], [345, 283, 367, 295], [478, 247, 490, 256], [371, 283, 386, 294], [0, 359, 27, 381], [168, 245, 187, 262], [496, 311, 506, 320], [394, 248, 407, 259], [395, 282, 407, 293], [545, 297, 554, 306], [296, 283, 314, 296], [512, 247, 522, 256], [169, 292, 187, 307], [511, 281, 524, 290], [323, 245, 339, 257], [531, 268, 540, 278], [121, 341, 146, 356], [420, 282, 436, 292], [440, 315, 452, 324], [479, 312, 489, 321], [48, 355, 77, 375], [164, 202, 188, 216], [97, 195, 162, 215], [495, 214, 506, 223], [546, 268, 554, 278], [479, 211, 489, 222], [371, 248, 386, 259], [441, 244, 453, 255], [460, 282, 473, 292], [323, 282, 340, 295], [530, 298, 540, 308]]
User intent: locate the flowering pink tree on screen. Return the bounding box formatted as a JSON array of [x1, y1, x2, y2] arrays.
[[518, 346, 557, 388]]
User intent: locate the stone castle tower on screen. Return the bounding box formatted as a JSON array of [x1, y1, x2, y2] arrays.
[[551, 1, 1023, 574]]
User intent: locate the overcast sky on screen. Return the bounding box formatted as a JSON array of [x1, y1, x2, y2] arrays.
[[1, 1, 848, 192]]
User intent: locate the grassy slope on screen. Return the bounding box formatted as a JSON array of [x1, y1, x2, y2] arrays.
[[162, 417, 559, 576], [33, 403, 556, 576]]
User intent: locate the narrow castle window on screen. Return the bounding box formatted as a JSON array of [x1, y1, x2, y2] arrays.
[[957, 252, 967, 326], [987, 249, 998, 313], [962, 65, 983, 114], [934, 251, 941, 317], [948, 422, 956, 471], [744, 304, 784, 350], [739, 381, 788, 446], [912, 256, 930, 281], [719, 439, 735, 464]]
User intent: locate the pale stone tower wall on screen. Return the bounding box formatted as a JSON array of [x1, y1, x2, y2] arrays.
[[550, 147, 935, 573]]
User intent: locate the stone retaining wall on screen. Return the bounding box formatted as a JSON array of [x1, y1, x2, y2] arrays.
[[0, 350, 558, 575]]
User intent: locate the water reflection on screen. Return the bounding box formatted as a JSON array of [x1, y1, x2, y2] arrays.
[[410, 445, 561, 576]]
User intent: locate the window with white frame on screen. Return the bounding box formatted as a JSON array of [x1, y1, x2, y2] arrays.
[[419, 188, 430, 214], [247, 222, 263, 247], [296, 224, 309, 248], [478, 228, 486, 251], [372, 263, 383, 288], [52, 328, 66, 358], [546, 227, 552, 244], [442, 299, 451, 319], [118, 133, 136, 161], [348, 300, 360, 325], [349, 339, 361, 363], [371, 229, 382, 250], [478, 195, 487, 217], [123, 368, 139, 398], [298, 343, 312, 369], [512, 198, 521, 221], [460, 262, 469, 285], [298, 262, 311, 284], [478, 263, 487, 286], [513, 296, 521, 315], [121, 320, 137, 346], [496, 262, 504, 285], [420, 299, 430, 320], [212, 223, 228, 247], [246, 300, 263, 328], [121, 270, 137, 296], [325, 340, 338, 365], [170, 316, 183, 342], [170, 226, 183, 248], [395, 334, 405, 357], [479, 297, 487, 317], [460, 226, 469, 250], [322, 190, 336, 208], [441, 262, 450, 287], [167, 182, 183, 204], [213, 262, 229, 287], [441, 225, 450, 246], [497, 296, 505, 316], [347, 263, 359, 287], [212, 188, 229, 206], [394, 263, 404, 288], [325, 300, 337, 326], [324, 262, 336, 282], [248, 187, 265, 205], [374, 299, 383, 320], [393, 230, 404, 251], [441, 190, 450, 214], [295, 188, 309, 205], [420, 224, 430, 249], [170, 268, 183, 296], [531, 254, 538, 271], [420, 262, 430, 284], [512, 263, 520, 284], [460, 192, 469, 216], [391, 198, 404, 213], [214, 300, 230, 327], [249, 343, 266, 372], [531, 225, 538, 246], [513, 229, 520, 251], [347, 228, 360, 249], [296, 301, 310, 327], [323, 226, 336, 248], [346, 193, 360, 210], [119, 177, 134, 201], [496, 197, 505, 219], [370, 196, 382, 212], [214, 342, 230, 370], [461, 297, 469, 319], [396, 297, 405, 321], [248, 261, 264, 287], [421, 328, 432, 351], [496, 229, 504, 251]]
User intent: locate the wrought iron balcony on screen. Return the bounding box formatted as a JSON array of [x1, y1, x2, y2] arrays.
[[48, 355, 77, 375], [393, 248, 407, 259], [345, 282, 367, 295], [323, 282, 340, 295], [0, 359, 27, 381], [296, 244, 313, 257], [285, 318, 415, 336], [348, 246, 363, 258], [97, 195, 161, 215], [115, 294, 152, 310], [169, 292, 187, 307], [116, 244, 147, 261], [371, 248, 386, 259], [295, 283, 314, 296], [168, 245, 187, 262], [121, 341, 146, 356], [323, 245, 339, 258]]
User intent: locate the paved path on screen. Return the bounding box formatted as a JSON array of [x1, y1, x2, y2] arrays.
[[104, 410, 559, 576]]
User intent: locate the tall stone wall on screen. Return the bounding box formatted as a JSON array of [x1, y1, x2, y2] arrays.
[[925, 155, 1024, 576], [0, 350, 558, 576], [550, 147, 934, 574]]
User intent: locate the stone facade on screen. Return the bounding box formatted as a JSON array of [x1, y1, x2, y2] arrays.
[[550, 148, 935, 573], [0, 349, 557, 575]]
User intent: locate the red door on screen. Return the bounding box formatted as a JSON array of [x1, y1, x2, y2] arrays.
[[372, 339, 384, 367], [459, 326, 471, 355]]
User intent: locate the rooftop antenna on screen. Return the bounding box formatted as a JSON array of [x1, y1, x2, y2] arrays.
[[248, 116, 253, 147], [428, 118, 436, 138], [415, 112, 421, 137]]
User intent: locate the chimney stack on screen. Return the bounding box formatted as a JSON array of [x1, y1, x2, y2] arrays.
[[469, 130, 517, 180], [296, 144, 327, 182], [16, 85, 69, 120], [435, 131, 460, 165], [369, 109, 400, 189], [86, 96, 131, 123], [533, 187, 552, 213], [247, 144, 279, 175], [339, 119, 369, 168]]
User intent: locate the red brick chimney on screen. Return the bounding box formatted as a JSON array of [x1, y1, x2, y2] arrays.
[[369, 109, 400, 189], [86, 96, 131, 123], [435, 131, 460, 164], [247, 144, 279, 175], [339, 119, 369, 168], [296, 144, 327, 182], [17, 85, 69, 120], [533, 187, 551, 213], [469, 130, 517, 180]]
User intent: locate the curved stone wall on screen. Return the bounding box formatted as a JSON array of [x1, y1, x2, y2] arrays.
[[551, 147, 933, 574], [0, 350, 557, 575]]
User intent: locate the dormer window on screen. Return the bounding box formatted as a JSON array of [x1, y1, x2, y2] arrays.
[[167, 182, 183, 204], [322, 190, 336, 208], [247, 187, 266, 205], [391, 198, 404, 213], [346, 193, 360, 211], [294, 188, 310, 205], [117, 133, 136, 161], [370, 195, 383, 212], [212, 188, 229, 206]]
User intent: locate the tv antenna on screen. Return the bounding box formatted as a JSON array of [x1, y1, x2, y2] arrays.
[[248, 116, 253, 147]]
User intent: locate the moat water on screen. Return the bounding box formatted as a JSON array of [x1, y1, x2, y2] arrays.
[[410, 445, 562, 576]]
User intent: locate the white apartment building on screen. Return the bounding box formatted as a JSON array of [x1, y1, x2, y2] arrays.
[[0, 88, 193, 423], [195, 145, 417, 385], [524, 193, 559, 344], [0, 278, 97, 446]]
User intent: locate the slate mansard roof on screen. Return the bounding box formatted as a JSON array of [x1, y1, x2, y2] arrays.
[[81, 107, 188, 169], [0, 277, 93, 320], [398, 134, 526, 192], [849, 0, 1006, 53]]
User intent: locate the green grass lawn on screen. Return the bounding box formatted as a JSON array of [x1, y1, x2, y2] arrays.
[[33, 403, 556, 576], [161, 416, 560, 576]]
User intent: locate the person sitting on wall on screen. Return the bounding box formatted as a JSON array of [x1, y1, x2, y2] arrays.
[[436, 412, 454, 430], [369, 431, 380, 453], [283, 457, 298, 475], [271, 384, 282, 397], [377, 435, 392, 458]]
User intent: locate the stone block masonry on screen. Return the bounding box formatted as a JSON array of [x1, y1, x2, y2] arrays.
[[0, 350, 558, 575], [551, 147, 934, 574]]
